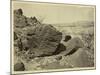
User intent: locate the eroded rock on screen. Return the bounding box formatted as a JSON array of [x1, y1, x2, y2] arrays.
[[60, 37, 84, 56], [14, 61, 25, 71], [66, 48, 94, 67], [28, 24, 62, 56], [14, 10, 28, 28], [17, 24, 62, 57], [14, 9, 62, 57]]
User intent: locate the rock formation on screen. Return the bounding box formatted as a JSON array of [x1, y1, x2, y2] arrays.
[[14, 9, 62, 57], [14, 61, 25, 71], [60, 37, 84, 56], [66, 48, 94, 67]]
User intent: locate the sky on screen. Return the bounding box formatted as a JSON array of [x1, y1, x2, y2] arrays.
[[12, 1, 95, 24]]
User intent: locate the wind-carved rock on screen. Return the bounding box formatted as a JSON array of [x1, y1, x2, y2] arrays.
[[14, 61, 25, 71], [14, 9, 62, 57], [60, 37, 84, 56], [19, 24, 62, 57], [14, 9, 40, 28]]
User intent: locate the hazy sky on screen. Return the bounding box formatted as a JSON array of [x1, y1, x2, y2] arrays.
[[12, 1, 95, 24]]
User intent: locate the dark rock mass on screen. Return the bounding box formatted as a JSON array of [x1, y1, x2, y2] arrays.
[[63, 35, 72, 42], [14, 61, 25, 71], [14, 9, 62, 57], [22, 24, 62, 56]]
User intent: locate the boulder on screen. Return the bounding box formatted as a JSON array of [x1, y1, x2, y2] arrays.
[[20, 24, 62, 57], [14, 9, 63, 57], [66, 48, 94, 67], [14, 61, 25, 71], [60, 37, 84, 56]]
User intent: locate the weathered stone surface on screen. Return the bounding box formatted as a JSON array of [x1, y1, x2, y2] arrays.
[[60, 37, 84, 56], [14, 9, 40, 28], [14, 9, 62, 57], [23, 47, 94, 70], [14, 61, 25, 71], [30, 24, 61, 56], [25, 56, 73, 70], [66, 48, 94, 67], [18, 24, 62, 56]]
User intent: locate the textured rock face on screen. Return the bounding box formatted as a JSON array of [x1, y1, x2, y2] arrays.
[[22, 24, 62, 56], [25, 56, 73, 70], [23, 48, 94, 71], [14, 9, 40, 28], [14, 9, 62, 57], [66, 48, 94, 67], [60, 37, 84, 56], [14, 61, 25, 71]]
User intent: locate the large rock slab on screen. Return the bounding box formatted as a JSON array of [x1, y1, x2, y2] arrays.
[[66, 48, 94, 67], [20, 24, 62, 57], [20, 48, 94, 71], [14, 9, 62, 57], [60, 37, 84, 56]]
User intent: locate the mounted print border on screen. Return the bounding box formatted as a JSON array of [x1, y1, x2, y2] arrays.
[[11, 0, 96, 74]]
